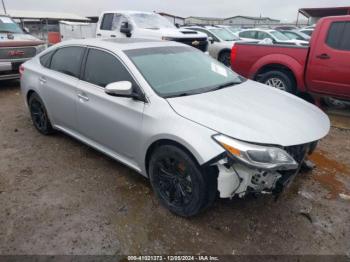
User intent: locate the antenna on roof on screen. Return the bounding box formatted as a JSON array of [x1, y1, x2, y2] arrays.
[[1, 0, 7, 14]]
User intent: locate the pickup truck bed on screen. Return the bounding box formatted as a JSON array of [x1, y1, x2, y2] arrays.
[[231, 15, 350, 101], [232, 43, 309, 90]]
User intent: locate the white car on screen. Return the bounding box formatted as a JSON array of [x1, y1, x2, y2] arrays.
[[96, 11, 209, 52], [185, 26, 254, 66], [239, 29, 309, 46], [299, 28, 314, 37]]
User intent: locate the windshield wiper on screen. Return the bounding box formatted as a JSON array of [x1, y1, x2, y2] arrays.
[[166, 92, 194, 98], [209, 81, 241, 92], [0, 30, 14, 33]]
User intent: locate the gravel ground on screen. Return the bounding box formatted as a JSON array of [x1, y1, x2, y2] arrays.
[[0, 81, 349, 256]]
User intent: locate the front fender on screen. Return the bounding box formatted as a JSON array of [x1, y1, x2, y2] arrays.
[[139, 104, 225, 176]]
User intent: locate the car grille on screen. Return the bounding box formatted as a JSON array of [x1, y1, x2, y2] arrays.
[[0, 46, 37, 60], [171, 37, 208, 52]]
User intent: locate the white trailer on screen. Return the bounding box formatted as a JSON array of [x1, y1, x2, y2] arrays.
[[59, 21, 96, 41]]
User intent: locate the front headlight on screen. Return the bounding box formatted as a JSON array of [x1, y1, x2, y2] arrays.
[[213, 134, 298, 170], [36, 44, 47, 54]]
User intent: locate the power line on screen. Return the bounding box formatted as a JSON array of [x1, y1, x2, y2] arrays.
[[1, 0, 7, 14]]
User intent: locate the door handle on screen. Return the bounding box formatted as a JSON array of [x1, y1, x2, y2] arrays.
[[110, 35, 116, 38], [78, 94, 89, 101], [39, 76, 46, 84], [316, 53, 330, 60], [97, 33, 102, 37]]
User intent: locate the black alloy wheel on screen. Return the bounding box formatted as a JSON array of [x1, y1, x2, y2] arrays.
[[29, 93, 54, 135]]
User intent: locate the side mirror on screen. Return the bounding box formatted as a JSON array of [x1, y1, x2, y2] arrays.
[[105, 81, 146, 101], [175, 23, 180, 28], [105, 81, 133, 97], [23, 27, 30, 34], [208, 37, 214, 44], [120, 22, 132, 37]]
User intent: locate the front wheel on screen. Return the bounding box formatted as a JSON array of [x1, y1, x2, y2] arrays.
[[260, 70, 296, 94], [148, 145, 216, 217], [218, 51, 231, 67]]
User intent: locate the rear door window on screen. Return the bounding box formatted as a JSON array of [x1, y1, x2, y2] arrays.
[[83, 48, 136, 88], [326, 21, 350, 51], [100, 13, 114, 30], [50, 47, 85, 78], [40, 51, 54, 68]]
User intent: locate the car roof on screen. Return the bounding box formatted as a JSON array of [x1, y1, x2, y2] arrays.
[[241, 28, 273, 32], [53, 38, 185, 52]]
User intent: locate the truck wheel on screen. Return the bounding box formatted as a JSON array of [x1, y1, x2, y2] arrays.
[[29, 93, 54, 135], [218, 51, 231, 67], [260, 70, 296, 94], [148, 145, 216, 217]]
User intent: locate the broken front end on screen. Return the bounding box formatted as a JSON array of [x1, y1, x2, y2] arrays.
[[210, 135, 318, 198]]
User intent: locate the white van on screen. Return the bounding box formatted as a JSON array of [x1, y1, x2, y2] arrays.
[[96, 11, 209, 52]]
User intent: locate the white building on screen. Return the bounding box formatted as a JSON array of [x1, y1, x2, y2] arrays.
[[184, 15, 279, 26], [185, 16, 223, 25], [223, 16, 280, 26]]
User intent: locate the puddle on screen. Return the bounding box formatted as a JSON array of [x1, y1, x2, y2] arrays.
[[327, 111, 350, 130], [309, 150, 350, 199]]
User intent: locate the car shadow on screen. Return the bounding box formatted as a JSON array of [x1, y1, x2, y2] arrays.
[[0, 80, 20, 91]]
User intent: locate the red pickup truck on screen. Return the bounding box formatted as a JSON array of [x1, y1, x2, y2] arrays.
[[231, 16, 350, 102]]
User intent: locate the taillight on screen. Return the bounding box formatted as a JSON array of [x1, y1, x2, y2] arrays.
[[231, 45, 238, 68], [19, 64, 25, 77]]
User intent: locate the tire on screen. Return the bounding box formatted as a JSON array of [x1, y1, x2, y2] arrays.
[[148, 145, 217, 217], [28, 92, 54, 135], [218, 51, 231, 67], [259, 70, 296, 94], [323, 97, 350, 109]]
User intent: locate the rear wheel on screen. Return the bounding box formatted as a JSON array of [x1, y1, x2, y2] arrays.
[[218, 51, 231, 67], [148, 145, 217, 217], [260, 70, 296, 94], [28, 93, 54, 135]]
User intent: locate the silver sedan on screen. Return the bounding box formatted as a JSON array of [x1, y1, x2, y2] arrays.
[[20, 38, 330, 217]]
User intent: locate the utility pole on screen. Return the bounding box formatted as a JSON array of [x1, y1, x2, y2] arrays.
[[1, 0, 7, 14]]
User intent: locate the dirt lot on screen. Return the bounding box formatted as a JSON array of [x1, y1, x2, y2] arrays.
[[0, 81, 350, 256]]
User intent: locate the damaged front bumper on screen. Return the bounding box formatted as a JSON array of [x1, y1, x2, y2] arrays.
[[212, 142, 317, 199]]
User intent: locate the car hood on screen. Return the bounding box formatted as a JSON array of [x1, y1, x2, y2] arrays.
[[0, 33, 44, 47], [167, 80, 330, 146], [0, 33, 39, 41], [150, 28, 207, 39]]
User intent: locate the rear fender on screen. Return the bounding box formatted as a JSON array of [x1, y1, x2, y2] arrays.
[[249, 54, 306, 91]]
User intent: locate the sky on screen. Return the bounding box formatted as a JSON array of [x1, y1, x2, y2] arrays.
[[2, 0, 350, 22]]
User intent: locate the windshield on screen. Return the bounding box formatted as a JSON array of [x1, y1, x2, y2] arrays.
[[210, 28, 240, 41], [129, 13, 176, 29], [227, 27, 241, 34], [269, 30, 290, 41], [0, 16, 23, 33], [126, 46, 243, 98]]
